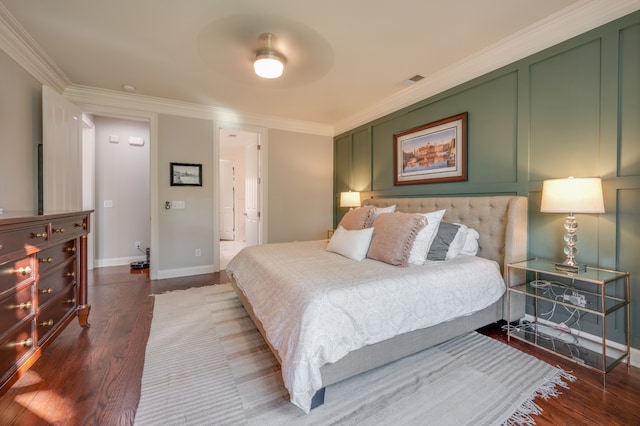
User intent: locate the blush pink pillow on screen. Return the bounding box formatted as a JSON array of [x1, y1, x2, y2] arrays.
[[338, 205, 375, 230], [366, 212, 427, 267]]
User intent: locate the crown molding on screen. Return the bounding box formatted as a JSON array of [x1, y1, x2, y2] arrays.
[[333, 0, 640, 135], [0, 3, 70, 92], [64, 85, 334, 136]]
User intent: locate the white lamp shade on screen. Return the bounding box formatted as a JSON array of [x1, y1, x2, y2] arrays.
[[340, 191, 361, 208], [540, 177, 605, 214], [253, 55, 284, 78]]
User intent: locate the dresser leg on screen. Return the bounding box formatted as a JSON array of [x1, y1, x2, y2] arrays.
[[77, 304, 91, 328]]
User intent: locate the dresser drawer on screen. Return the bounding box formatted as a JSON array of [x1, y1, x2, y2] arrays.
[[0, 285, 34, 334], [0, 257, 35, 298], [0, 224, 50, 259], [49, 217, 87, 242], [37, 260, 76, 307], [0, 320, 34, 386], [37, 284, 77, 345], [37, 240, 76, 275]]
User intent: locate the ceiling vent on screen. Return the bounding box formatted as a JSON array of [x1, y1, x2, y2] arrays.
[[399, 74, 426, 87]]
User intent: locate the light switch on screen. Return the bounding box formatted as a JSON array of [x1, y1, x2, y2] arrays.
[[172, 201, 185, 209], [104, 200, 113, 208], [109, 135, 119, 143]]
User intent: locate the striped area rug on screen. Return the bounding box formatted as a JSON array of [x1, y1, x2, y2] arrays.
[[134, 284, 574, 426]]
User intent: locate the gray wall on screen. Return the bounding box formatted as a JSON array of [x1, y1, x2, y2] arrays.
[[94, 116, 150, 265], [335, 12, 640, 349], [267, 129, 334, 243], [0, 49, 42, 211], [158, 114, 214, 273]]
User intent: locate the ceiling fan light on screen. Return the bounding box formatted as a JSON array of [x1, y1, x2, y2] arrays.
[[253, 52, 284, 78]]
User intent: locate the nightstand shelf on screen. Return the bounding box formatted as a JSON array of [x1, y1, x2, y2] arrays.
[[507, 258, 630, 377]]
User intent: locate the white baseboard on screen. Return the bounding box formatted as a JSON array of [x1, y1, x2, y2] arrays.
[[96, 255, 144, 268], [156, 264, 215, 280], [94, 257, 216, 280]]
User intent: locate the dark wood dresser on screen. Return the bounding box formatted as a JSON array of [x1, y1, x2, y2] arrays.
[[0, 210, 92, 394]]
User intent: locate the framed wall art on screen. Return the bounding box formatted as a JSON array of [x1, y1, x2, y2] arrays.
[[170, 162, 202, 186], [393, 112, 467, 185]]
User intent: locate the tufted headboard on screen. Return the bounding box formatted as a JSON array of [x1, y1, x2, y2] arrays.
[[363, 195, 528, 279]]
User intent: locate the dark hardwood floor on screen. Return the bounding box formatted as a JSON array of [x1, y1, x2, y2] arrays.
[[0, 266, 638, 425]]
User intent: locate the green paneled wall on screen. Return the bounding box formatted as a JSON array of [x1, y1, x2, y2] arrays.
[[529, 40, 602, 181], [334, 12, 640, 349], [620, 23, 640, 177]]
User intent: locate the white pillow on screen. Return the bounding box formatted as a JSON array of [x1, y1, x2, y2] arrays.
[[326, 225, 374, 261], [444, 224, 468, 260], [370, 204, 396, 224], [408, 209, 446, 265], [461, 227, 480, 256]]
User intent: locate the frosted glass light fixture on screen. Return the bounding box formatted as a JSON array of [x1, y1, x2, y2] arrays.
[[253, 33, 285, 79], [540, 176, 605, 272], [339, 191, 361, 210]]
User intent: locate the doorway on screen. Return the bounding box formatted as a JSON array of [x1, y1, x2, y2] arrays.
[[88, 115, 151, 269], [219, 127, 261, 268]]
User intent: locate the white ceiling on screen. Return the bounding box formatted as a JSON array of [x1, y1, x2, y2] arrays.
[[1, 1, 638, 134]]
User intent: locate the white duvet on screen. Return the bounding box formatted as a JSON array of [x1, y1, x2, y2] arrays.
[[226, 240, 506, 413]]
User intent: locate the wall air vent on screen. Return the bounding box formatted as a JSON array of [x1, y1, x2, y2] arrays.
[[408, 74, 425, 82]]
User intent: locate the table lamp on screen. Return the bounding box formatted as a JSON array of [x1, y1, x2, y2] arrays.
[[540, 177, 604, 272], [339, 191, 361, 210]]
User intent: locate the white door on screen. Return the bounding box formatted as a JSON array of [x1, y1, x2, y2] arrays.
[[219, 159, 235, 240], [244, 141, 259, 246], [42, 85, 82, 211]]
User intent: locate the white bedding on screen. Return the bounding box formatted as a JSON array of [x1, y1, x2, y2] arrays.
[[226, 239, 506, 413]]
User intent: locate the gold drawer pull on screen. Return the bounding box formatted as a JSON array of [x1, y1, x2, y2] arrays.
[[40, 288, 53, 294], [40, 319, 54, 327], [0, 243, 3, 250], [17, 301, 33, 310], [18, 266, 32, 276], [39, 257, 53, 263], [65, 271, 75, 278], [53, 228, 64, 234], [19, 338, 33, 348], [65, 298, 76, 304], [74, 222, 87, 229], [65, 246, 76, 253], [32, 232, 48, 240]]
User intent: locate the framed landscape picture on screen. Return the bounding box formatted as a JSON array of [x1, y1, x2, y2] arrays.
[[393, 112, 467, 185], [170, 162, 202, 186]]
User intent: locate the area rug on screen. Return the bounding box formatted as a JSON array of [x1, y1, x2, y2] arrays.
[[134, 284, 575, 426]]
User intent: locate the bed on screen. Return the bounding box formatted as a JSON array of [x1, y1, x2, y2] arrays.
[[226, 195, 528, 413]]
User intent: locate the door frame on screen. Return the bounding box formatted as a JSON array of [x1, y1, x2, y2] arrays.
[[73, 103, 159, 279], [214, 122, 268, 271]]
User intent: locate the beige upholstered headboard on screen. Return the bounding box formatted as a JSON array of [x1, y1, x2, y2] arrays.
[[363, 196, 528, 279]]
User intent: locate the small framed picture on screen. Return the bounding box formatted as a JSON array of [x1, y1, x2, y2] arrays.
[[170, 162, 202, 186], [394, 112, 467, 185]]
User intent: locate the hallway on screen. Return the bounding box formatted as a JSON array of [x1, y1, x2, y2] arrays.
[[220, 240, 246, 270]]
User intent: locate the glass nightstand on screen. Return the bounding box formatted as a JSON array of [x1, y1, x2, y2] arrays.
[[507, 258, 630, 379]]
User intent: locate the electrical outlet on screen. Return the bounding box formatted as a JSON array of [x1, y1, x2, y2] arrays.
[[135, 241, 141, 249], [195, 248, 201, 257]]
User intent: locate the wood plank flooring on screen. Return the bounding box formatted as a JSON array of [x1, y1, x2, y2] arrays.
[[0, 266, 638, 425]]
